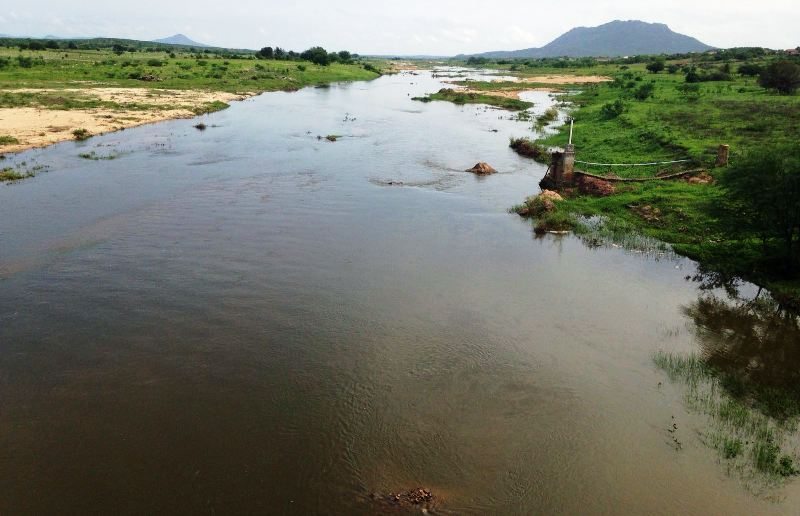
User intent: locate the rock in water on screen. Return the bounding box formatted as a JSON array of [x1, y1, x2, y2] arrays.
[[466, 162, 497, 175]]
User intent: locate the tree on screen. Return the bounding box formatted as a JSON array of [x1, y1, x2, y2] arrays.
[[758, 61, 800, 94], [274, 47, 286, 60], [719, 146, 800, 273], [738, 63, 762, 77], [337, 50, 352, 63], [300, 46, 330, 66], [258, 46, 274, 59], [646, 59, 665, 74]]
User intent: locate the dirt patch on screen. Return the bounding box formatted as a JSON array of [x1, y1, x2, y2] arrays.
[[629, 204, 663, 223], [577, 176, 616, 196], [0, 88, 252, 153], [687, 171, 714, 185], [519, 75, 611, 85]]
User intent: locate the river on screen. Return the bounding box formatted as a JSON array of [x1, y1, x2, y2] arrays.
[[1, 69, 799, 514]]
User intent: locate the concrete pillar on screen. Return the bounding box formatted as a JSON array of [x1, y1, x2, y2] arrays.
[[549, 151, 564, 184], [716, 144, 730, 167], [563, 144, 576, 179]]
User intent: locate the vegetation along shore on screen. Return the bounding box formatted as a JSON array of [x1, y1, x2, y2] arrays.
[[0, 38, 382, 154], [488, 49, 800, 306]]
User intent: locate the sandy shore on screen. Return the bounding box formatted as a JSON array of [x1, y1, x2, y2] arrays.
[[0, 88, 252, 154], [450, 74, 610, 100]]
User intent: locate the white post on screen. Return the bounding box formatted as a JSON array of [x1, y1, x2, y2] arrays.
[[568, 118, 574, 145]]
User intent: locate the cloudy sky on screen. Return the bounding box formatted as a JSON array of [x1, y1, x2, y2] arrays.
[[1, 0, 797, 55]]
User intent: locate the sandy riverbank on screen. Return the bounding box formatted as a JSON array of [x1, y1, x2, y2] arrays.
[[0, 88, 252, 154], [449, 74, 611, 99]]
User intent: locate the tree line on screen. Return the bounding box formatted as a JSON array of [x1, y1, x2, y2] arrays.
[[256, 46, 358, 66]]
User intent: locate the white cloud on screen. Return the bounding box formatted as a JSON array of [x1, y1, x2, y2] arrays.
[[0, 0, 797, 53]]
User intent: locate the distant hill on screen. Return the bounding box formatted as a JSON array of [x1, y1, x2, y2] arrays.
[[152, 34, 208, 47], [462, 20, 714, 59]]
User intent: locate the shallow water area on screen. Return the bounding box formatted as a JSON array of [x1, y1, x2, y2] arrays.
[[1, 70, 799, 514]]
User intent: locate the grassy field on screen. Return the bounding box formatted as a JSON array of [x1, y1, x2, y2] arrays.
[[0, 47, 380, 95]]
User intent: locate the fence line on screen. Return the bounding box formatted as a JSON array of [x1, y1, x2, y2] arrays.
[[574, 159, 693, 167]]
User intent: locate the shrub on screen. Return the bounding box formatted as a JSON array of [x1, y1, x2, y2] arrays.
[[646, 60, 665, 73], [632, 82, 655, 100], [16, 56, 34, 68], [600, 99, 626, 118], [72, 128, 91, 141], [147, 59, 163, 67], [738, 63, 762, 77]]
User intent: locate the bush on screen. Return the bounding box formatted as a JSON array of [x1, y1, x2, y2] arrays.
[[632, 82, 655, 100], [16, 56, 33, 68], [72, 128, 91, 141], [146, 59, 163, 67], [758, 60, 800, 94], [600, 99, 626, 118], [738, 63, 762, 77], [646, 60, 665, 73]]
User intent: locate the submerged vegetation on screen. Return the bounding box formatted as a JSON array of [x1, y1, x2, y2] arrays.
[[655, 292, 800, 481], [654, 350, 799, 482]]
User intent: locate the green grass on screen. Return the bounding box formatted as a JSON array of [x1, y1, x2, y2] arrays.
[[0, 135, 19, 145], [0, 47, 381, 94], [509, 59, 800, 298], [413, 88, 533, 111]]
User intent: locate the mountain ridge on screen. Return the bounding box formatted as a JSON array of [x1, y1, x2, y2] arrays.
[[461, 20, 714, 58], [152, 34, 208, 47]]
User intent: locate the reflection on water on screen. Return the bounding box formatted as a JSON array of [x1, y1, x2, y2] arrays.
[[2, 71, 800, 514], [685, 293, 800, 418]]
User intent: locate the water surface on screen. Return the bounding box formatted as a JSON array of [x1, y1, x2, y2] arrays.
[[1, 70, 799, 514]]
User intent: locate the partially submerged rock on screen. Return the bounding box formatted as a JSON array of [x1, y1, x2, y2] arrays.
[[371, 488, 437, 512], [514, 190, 563, 217], [539, 189, 564, 202], [466, 162, 497, 175]]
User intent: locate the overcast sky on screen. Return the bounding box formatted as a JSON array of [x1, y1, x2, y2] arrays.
[[1, 1, 798, 55]]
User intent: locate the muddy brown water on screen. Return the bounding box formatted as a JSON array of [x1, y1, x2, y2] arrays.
[[1, 70, 799, 514]]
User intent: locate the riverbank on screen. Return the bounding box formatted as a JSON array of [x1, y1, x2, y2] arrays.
[[0, 88, 249, 153], [0, 47, 381, 156], [506, 60, 800, 305]]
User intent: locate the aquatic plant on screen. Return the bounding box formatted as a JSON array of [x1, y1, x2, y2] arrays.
[[654, 350, 800, 483]]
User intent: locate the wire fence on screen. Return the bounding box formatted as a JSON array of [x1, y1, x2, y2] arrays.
[[574, 159, 694, 167]]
